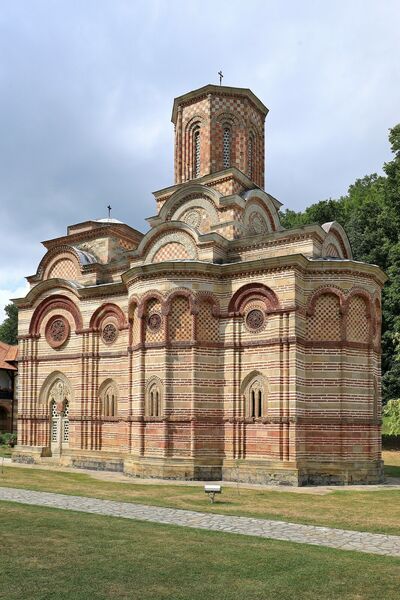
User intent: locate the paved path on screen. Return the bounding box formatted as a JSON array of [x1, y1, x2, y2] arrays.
[[1, 487, 400, 557]]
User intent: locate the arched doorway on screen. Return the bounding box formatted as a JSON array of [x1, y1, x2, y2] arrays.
[[47, 378, 71, 456]]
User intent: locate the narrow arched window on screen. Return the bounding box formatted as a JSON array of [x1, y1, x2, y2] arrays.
[[193, 127, 200, 178], [146, 380, 163, 417], [100, 382, 118, 417], [244, 377, 266, 418], [223, 127, 231, 168], [248, 133, 254, 179]]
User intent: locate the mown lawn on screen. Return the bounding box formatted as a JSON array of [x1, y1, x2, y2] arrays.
[[0, 445, 12, 458], [0, 501, 399, 600], [0, 451, 399, 536]]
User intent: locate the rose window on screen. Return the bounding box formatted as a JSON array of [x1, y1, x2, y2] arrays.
[[246, 309, 265, 331], [102, 323, 118, 344], [147, 313, 162, 332], [46, 316, 70, 348]]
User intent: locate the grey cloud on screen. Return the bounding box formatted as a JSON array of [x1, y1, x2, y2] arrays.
[[0, 0, 399, 318]]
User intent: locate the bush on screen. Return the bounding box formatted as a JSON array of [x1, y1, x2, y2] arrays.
[[0, 433, 17, 447], [382, 399, 400, 435]]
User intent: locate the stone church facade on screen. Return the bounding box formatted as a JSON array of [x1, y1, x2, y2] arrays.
[[14, 84, 385, 485]]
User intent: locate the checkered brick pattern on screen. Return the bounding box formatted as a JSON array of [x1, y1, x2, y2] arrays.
[[325, 244, 340, 258], [131, 307, 141, 345], [307, 294, 341, 341], [346, 296, 369, 343], [153, 242, 189, 263], [145, 299, 164, 343], [169, 296, 192, 341], [196, 302, 219, 341], [181, 207, 211, 234], [47, 259, 78, 280], [174, 88, 265, 188]]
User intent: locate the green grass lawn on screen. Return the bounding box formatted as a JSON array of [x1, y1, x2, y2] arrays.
[[0, 445, 12, 458], [0, 501, 399, 600], [0, 451, 399, 536]]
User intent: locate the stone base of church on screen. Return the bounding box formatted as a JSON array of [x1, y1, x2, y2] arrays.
[[297, 460, 384, 486], [11, 448, 384, 486]]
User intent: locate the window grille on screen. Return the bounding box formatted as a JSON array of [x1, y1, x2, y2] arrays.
[[223, 127, 231, 168], [51, 401, 58, 442], [193, 128, 200, 178], [62, 401, 69, 443], [248, 133, 254, 179]]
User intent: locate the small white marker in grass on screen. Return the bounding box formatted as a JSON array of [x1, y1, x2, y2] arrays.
[[204, 484, 222, 503]]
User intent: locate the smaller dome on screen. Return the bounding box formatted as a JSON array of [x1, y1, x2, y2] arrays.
[[96, 218, 124, 224]]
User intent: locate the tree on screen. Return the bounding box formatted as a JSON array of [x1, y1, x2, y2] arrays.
[[279, 124, 400, 404], [0, 303, 18, 346]]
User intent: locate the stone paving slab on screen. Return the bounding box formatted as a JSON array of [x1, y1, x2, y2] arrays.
[[1, 487, 400, 558]]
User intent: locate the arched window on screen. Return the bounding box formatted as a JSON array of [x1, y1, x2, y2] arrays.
[[145, 379, 163, 417], [100, 381, 118, 417], [223, 127, 231, 168], [248, 132, 255, 180], [243, 375, 266, 419], [193, 126, 201, 178]]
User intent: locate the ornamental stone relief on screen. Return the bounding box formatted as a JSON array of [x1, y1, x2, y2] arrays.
[[49, 379, 71, 413], [248, 211, 268, 235], [46, 315, 70, 348], [245, 308, 265, 331], [101, 322, 118, 344], [147, 312, 162, 332], [182, 209, 201, 229]]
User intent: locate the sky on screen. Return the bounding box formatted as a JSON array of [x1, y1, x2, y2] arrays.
[[0, 0, 399, 320]]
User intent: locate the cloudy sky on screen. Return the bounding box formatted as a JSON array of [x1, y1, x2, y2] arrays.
[[1, 0, 399, 320]]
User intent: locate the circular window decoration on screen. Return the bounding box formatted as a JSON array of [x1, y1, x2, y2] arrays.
[[183, 209, 201, 229], [46, 315, 70, 348], [245, 309, 265, 332], [147, 312, 162, 332], [102, 323, 118, 344]]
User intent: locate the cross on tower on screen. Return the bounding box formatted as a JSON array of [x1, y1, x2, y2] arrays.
[[107, 205, 112, 219], [218, 70, 223, 85]]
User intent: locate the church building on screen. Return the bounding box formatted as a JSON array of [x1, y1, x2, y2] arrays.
[[13, 84, 385, 485]]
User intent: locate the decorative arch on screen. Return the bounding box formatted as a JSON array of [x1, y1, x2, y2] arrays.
[[228, 283, 279, 316], [165, 288, 197, 315], [89, 303, 128, 331], [242, 192, 281, 233], [306, 287, 346, 317], [29, 294, 83, 336], [195, 293, 220, 342], [159, 184, 222, 224], [145, 376, 163, 417], [137, 290, 166, 318], [240, 371, 268, 419], [321, 222, 352, 259], [35, 245, 97, 282], [135, 224, 199, 265], [39, 371, 73, 409], [98, 379, 118, 417], [195, 292, 220, 317], [183, 114, 206, 181], [345, 290, 372, 343]]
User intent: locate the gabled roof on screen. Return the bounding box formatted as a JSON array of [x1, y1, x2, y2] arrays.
[[0, 341, 18, 371]]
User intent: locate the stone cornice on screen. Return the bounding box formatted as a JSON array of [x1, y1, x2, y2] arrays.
[[122, 254, 387, 287], [171, 84, 269, 123], [42, 222, 143, 250], [152, 167, 258, 202]]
